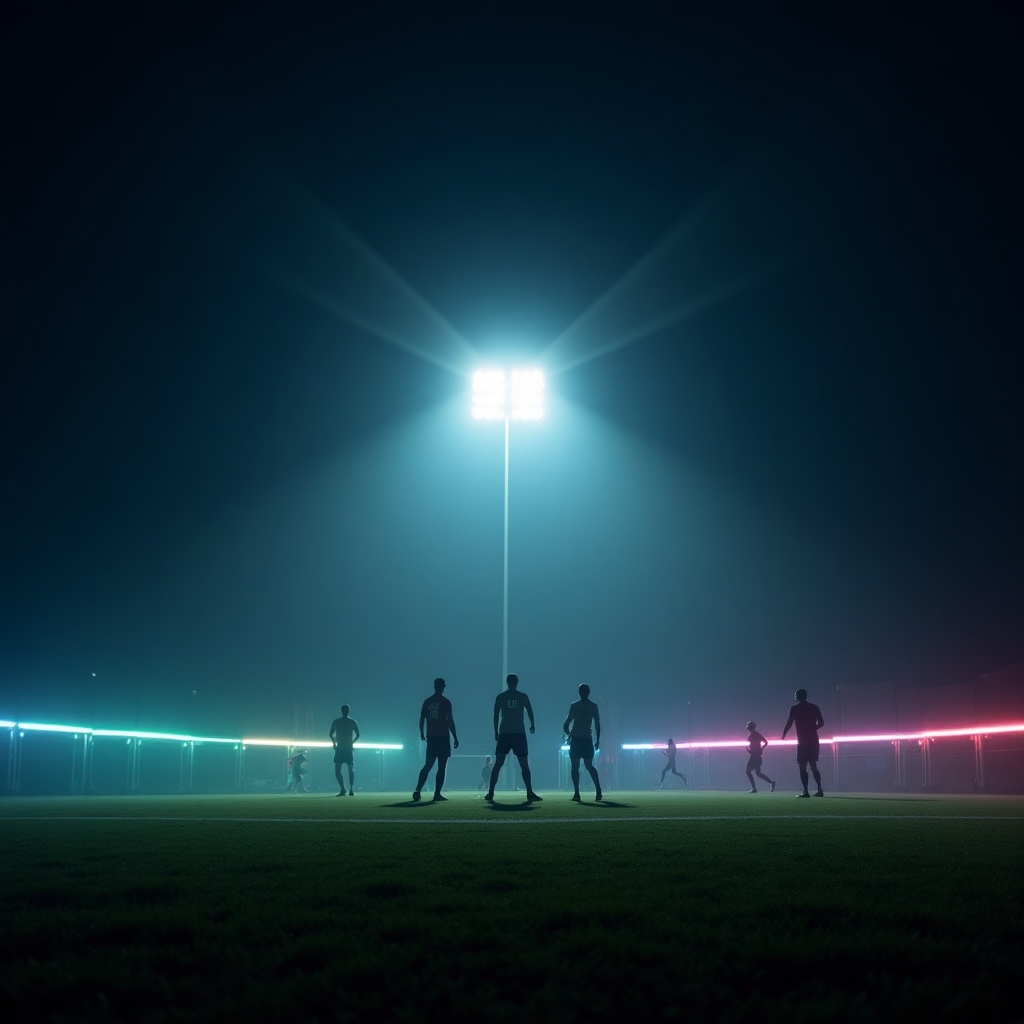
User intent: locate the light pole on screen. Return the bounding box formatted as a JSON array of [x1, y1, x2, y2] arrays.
[[472, 368, 545, 686]]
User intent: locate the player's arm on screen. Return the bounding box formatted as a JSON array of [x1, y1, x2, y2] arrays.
[[525, 694, 536, 733], [419, 711, 427, 742], [781, 712, 794, 739], [562, 709, 572, 738], [448, 713, 459, 748], [354, 721, 361, 743], [815, 708, 825, 732], [594, 705, 601, 750], [493, 699, 501, 740], [329, 722, 337, 745]]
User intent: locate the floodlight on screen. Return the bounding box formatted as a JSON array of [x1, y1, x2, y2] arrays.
[[510, 368, 544, 419], [471, 370, 506, 420], [471, 368, 546, 421]]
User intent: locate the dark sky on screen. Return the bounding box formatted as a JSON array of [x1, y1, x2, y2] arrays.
[[2, 3, 1021, 752]]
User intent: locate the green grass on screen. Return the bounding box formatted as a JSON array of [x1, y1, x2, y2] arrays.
[[1, 791, 1021, 1023]]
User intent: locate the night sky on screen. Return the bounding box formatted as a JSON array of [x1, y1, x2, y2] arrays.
[[2, 4, 1021, 759]]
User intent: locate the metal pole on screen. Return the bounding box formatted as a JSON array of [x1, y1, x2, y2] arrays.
[[503, 414, 509, 686]]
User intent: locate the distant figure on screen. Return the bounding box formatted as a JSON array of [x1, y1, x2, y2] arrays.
[[413, 678, 459, 802], [655, 738, 688, 789], [285, 750, 308, 793], [485, 673, 542, 802], [744, 721, 776, 793], [329, 704, 360, 796], [478, 755, 493, 790], [782, 688, 825, 797], [562, 683, 603, 802]]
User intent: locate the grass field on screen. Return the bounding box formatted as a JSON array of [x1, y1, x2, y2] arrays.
[[2, 790, 1021, 1023]]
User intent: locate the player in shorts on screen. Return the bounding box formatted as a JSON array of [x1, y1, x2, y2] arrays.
[[562, 683, 603, 802], [655, 737, 688, 789], [744, 720, 775, 793], [329, 704, 360, 796], [413, 678, 459, 803], [782, 688, 825, 797], [484, 673, 542, 803]]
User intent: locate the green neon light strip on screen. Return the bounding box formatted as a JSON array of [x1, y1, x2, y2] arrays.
[[2, 719, 402, 750]]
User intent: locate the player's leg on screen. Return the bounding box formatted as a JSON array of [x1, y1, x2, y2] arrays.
[[485, 754, 506, 799], [433, 755, 450, 800], [335, 761, 346, 795], [797, 759, 810, 796], [414, 753, 437, 800], [347, 760, 355, 794], [519, 754, 541, 800], [570, 756, 581, 799], [809, 760, 823, 796], [584, 755, 602, 800]]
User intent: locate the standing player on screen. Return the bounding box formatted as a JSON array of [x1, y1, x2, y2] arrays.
[[781, 688, 825, 797], [484, 673, 542, 802], [413, 678, 459, 803], [329, 704, 360, 796], [562, 683, 603, 802], [478, 755, 492, 790], [744, 720, 775, 793], [655, 738, 688, 789]]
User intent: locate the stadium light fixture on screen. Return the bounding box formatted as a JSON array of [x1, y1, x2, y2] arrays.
[[471, 367, 545, 685]]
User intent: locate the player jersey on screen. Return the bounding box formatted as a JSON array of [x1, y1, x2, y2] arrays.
[[786, 702, 824, 742], [330, 717, 359, 747], [564, 698, 599, 739], [421, 693, 454, 737], [747, 730, 767, 755], [494, 689, 533, 733]]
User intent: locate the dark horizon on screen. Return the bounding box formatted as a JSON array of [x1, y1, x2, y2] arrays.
[[2, 6, 1021, 749]]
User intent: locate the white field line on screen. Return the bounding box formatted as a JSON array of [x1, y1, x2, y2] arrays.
[[1, 814, 1021, 825]]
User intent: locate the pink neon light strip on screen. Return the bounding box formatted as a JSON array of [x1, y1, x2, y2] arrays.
[[622, 722, 1024, 750]]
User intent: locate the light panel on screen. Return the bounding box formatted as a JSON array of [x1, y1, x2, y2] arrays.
[[471, 367, 545, 420], [510, 368, 544, 419], [471, 370, 506, 420]]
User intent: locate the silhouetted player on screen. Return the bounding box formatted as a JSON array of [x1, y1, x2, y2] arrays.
[[285, 750, 308, 793], [329, 704, 360, 796], [744, 721, 775, 793], [782, 689, 825, 797], [562, 683, 603, 802], [485, 673, 542, 802], [656, 738, 687, 789], [413, 678, 460, 802], [478, 755, 492, 790]]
